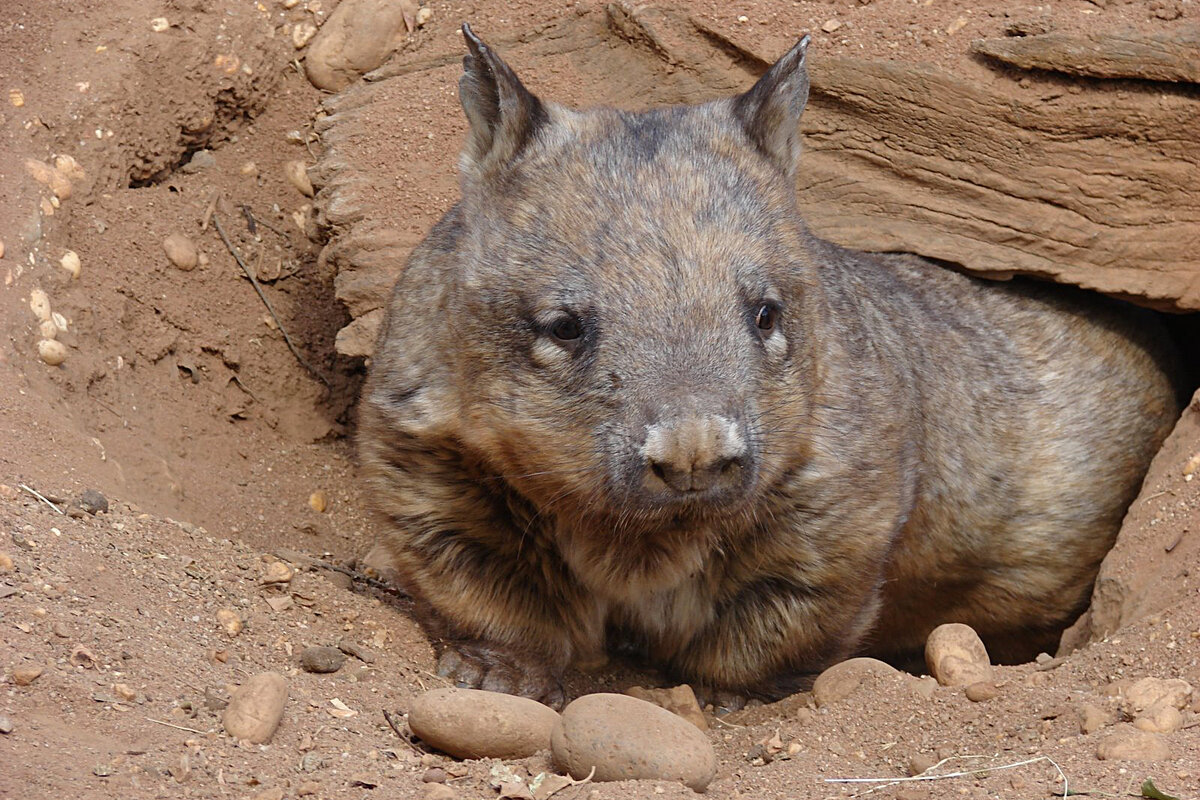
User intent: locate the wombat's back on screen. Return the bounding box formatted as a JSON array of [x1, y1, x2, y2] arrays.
[[814, 244, 1180, 659]]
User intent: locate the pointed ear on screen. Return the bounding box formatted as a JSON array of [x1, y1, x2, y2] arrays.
[[731, 35, 812, 178], [458, 23, 547, 177]]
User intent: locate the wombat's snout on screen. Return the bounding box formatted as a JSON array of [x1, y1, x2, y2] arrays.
[[640, 412, 750, 498]]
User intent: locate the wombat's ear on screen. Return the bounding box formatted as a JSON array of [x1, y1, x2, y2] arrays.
[[458, 24, 546, 176], [732, 35, 812, 178]]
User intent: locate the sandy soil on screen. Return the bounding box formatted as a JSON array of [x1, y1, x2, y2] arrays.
[[2, 1, 1198, 799]]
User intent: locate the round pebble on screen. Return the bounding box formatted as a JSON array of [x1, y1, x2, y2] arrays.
[[551, 692, 717, 791], [12, 665, 43, 686], [1096, 726, 1170, 761], [79, 489, 108, 514], [60, 250, 81, 279], [964, 681, 999, 702], [812, 657, 901, 707], [408, 687, 559, 760], [162, 233, 199, 270], [300, 646, 346, 674], [925, 623, 993, 687], [223, 671, 289, 743], [0, 715, 13, 734], [38, 339, 68, 366]]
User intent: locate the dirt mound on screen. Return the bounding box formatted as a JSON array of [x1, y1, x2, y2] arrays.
[[1, 1, 1199, 798]]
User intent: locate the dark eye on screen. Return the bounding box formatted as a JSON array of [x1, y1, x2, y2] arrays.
[[754, 302, 780, 333], [550, 315, 583, 343]]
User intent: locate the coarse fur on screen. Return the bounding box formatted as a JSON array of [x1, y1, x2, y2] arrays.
[[358, 27, 1182, 707]]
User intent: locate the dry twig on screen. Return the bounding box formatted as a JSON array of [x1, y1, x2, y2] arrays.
[[211, 213, 329, 387], [19, 484, 64, 515], [825, 754, 1068, 799]]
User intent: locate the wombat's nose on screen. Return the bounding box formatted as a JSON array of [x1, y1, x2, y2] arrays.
[[642, 415, 747, 495]]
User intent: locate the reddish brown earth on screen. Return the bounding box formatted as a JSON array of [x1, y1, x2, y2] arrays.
[[1, 2, 1198, 799]]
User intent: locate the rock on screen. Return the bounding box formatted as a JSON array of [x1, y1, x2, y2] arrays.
[[78, 489, 108, 514], [304, 0, 412, 92], [112, 683, 137, 702], [551, 693, 717, 791], [0, 715, 12, 734], [181, 150, 216, 173], [1133, 703, 1184, 734], [1077, 702, 1112, 735], [925, 623, 993, 687], [60, 250, 81, 279], [286, 161, 316, 199], [216, 608, 243, 636], [37, 339, 67, 366], [423, 785, 457, 800], [908, 752, 938, 776], [338, 640, 378, 664], [1122, 677, 1193, 714], [971, 28, 1200, 83], [223, 672, 289, 743], [409, 687, 559, 759], [624, 684, 707, 730], [0, 552, 13, 571], [1096, 726, 1170, 761], [162, 233, 199, 271], [300, 646, 346, 674], [964, 681, 999, 702], [261, 560, 295, 584], [812, 657, 902, 706], [12, 665, 43, 686]]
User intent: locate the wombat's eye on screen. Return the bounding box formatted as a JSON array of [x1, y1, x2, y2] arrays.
[[754, 303, 780, 333], [550, 316, 583, 343]]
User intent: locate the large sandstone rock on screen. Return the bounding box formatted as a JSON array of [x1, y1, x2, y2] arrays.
[[312, 6, 1200, 361]]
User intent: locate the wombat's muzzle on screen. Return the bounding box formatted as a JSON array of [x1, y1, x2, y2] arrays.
[[639, 412, 752, 503]]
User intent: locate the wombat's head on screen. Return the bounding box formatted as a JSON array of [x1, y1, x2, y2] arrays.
[[376, 26, 824, 580]]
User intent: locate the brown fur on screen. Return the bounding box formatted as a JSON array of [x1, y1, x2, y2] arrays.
[[358, 27, 1181, 707]]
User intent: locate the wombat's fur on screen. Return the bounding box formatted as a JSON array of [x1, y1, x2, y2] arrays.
[[359, 27, 1181, 706]]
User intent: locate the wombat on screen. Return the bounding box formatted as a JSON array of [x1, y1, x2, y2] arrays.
[[359, 26, 1181, 707]]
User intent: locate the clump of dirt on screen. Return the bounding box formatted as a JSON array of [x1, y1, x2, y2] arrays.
[[1, 1, 1198, 799]]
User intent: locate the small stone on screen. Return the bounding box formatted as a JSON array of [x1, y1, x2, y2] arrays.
[[1078, 703, 1112, 735], [624, 684, 707, 730], [162, 233, 199, 271], [12, 665, 44, 686], [812, 657, 901, 706], [421, 767, 447, 783], [216, 608, 243, 636], [150, 17, 170, 32], [304, 0, 412, 90], [292, 22, 318, 49], [415, 6, 433, 27], [925, 623, 993, 687], [69, 645, 97, 668], [552, 693, 716, 791], [0, 552, 13, 571], [964, 681, 999, 702], [411, 688, 559, 760], [822, 19, 842, 33], [423, 785, 457, 800], [60, 250, 81, 279], [1133, 703, 1184, 734], [182, 150, 215, 173], [0, 715, 13, 734], [297, 782, 320, 797], [29, 288, 52, 321], [1096, 726, 1170, 761], [1123, 677, 1193, 714], [112, 683, 137, 702], [285, 161, 315, 198], [300, 646, 346, 674], [78, 489, 108, 514], [908, 752, 938, 776], [38, 339, 68, 366], [223, 672, 289, 743], [261, 561, 295, 584], [308, 490, 327, 513], [338, 640, 378, 664]]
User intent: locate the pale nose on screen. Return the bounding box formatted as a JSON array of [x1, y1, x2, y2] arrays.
[[642, 414, 746, 493]]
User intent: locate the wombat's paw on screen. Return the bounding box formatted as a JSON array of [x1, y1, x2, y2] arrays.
[[436, 644, 566, 709]]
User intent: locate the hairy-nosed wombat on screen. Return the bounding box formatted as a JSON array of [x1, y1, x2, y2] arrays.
[[359, 26, 1181, 707]]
